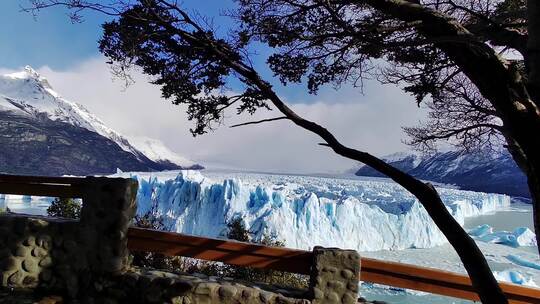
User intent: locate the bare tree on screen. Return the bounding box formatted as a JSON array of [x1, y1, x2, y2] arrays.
[[22, 0, 540, 302]]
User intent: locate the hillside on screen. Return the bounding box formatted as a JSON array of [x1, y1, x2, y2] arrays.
[[0, 66, 201, 175], [355, 150, 530, 198]]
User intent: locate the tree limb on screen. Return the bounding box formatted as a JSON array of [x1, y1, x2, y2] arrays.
[[229, 116, 288, 128]]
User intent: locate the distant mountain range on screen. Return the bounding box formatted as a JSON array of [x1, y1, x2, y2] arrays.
[[0, 66, 202, 176], [354, 150, 530, 198]]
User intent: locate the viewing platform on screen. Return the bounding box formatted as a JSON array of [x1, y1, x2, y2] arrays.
[[0, 174, 539, 303]]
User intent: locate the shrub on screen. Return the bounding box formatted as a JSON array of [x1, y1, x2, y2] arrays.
[[220, 217, 309, 289], [130, 213, 308, 289], [46, 198, 81, 219]]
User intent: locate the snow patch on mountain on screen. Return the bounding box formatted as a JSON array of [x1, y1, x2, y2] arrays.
[[129, 137, 197, 168]]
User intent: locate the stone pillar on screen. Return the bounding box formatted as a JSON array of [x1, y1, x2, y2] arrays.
[[309, 246, 360, 304], [79, 177, 138, 275]]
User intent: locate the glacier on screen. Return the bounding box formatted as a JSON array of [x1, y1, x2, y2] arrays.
[[118, 170, 511, 252]]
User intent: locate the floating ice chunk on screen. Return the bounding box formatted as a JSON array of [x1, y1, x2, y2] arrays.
[[513, 227, 537, 247], [493, 270, 537, 287], [468, 224, 493, 238], [468, 224, 537, 247], [506, 255, 540, 271]]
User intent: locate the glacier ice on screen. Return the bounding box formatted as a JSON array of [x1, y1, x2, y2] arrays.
[[468, 224, 537, 247], [123, 170, 511, 252], [493, 270, 537, 287], [506, 254, 540, 271]]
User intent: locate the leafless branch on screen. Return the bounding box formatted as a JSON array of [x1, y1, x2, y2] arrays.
[[229, 116, 288, 128]]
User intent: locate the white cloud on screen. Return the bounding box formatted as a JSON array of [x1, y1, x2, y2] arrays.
[[1, 58, 427, 173]]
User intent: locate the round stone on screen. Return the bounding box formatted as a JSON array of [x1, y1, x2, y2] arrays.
[[259, 291, 275, 303], [31, 247, 47, 258], [218, 285, 237, 298], [37, 235, 52, 249], [39, 256, 52, 267], [22, 236, 35, 247], [22, 259, 38, 273], [8, 270, 23, 285], [312, 287, 324, 299], [241, 289, 255, 300], [341, 269, 354, 279], [29, 219, 48, 230], [194, 282, 217, 295], [326, 291, 340, 303], [171, 296, 191, 304], [322, 266, 338, 274], [22, 275, 37, 286], [342, 293, 356, 304], [13, 245, 28, 257]]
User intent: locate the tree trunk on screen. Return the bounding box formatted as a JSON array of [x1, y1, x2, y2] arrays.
[[415, 184, 507, 304], [503, 137, 540, 250], [526, 0, 540, 251], [527, 0, 540, 106]]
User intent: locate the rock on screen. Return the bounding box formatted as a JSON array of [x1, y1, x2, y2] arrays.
[[218, 285, 237, 298]]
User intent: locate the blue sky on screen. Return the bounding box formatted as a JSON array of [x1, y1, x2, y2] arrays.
[[0, 0, 320, 101], [0, 1, 238, 70], [0, 1, 422, 173], [0, 1, 105, 69]]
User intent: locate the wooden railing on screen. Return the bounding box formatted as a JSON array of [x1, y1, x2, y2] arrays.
[[2, 174, 540, 303], [128, 227, 540, 304]]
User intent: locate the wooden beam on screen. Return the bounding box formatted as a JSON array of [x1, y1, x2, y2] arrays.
[[360, 257, 540, 304], [128, 227, 313, 275], [0, 174, 86, 197], [0, 174, 87, 185], [0, 182, 83, 198]]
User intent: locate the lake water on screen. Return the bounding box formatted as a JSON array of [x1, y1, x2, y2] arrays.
[[361, 200, 538, 303]]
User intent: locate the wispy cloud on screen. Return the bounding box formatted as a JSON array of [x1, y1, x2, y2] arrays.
[[1, 58, 426, 173]]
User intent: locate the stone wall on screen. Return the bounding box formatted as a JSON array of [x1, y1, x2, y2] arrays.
[[0, 176, 364, 304], [310, 247, 360, 304], [0, 177, 138, 297]]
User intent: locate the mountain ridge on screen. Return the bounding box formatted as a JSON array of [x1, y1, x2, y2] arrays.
[[354, 150, 530, 198], [0, 66, 202, 175]]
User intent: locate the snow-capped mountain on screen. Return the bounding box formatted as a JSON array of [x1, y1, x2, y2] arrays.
[[354, 150, 529, 198], [129, 137, 203, 170], [0, 66, 201, 175]]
